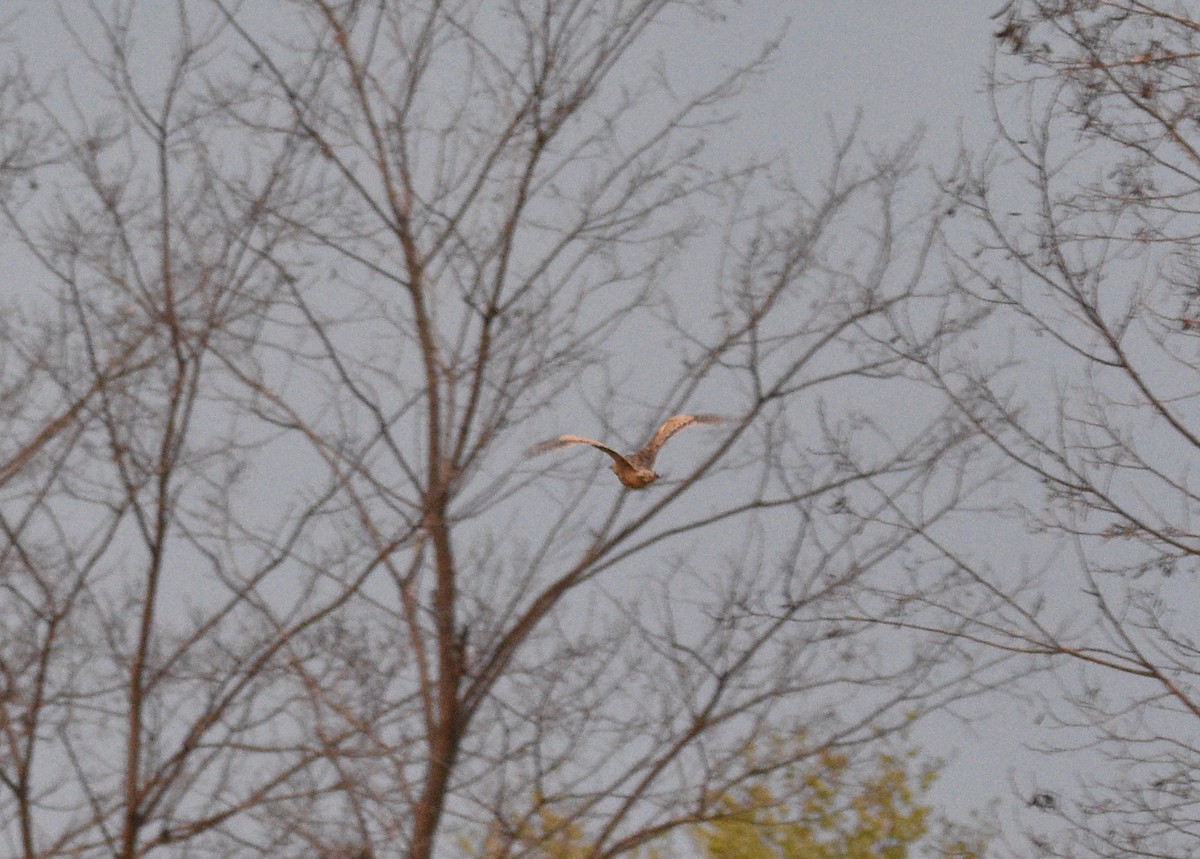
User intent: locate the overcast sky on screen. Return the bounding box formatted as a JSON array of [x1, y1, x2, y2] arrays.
[[703, 1, 1057, 830], [4, 0, 1064, 846]]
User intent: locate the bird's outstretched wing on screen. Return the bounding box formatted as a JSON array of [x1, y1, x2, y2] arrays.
[[638, 414, 725, 464], [527, 435, 632, 467]]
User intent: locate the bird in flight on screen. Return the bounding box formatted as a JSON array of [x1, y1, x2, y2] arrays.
[[528, 414, 725, 489]]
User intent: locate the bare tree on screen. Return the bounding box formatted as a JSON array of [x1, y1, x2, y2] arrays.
[[881, 2, 1200, 856], [1, 2, 985, 858]]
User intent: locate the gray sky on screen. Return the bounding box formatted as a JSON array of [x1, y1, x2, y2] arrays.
[[767, 3, 997, 157], [691, 1, 1062, 832], [2, 0, 1078, 850]]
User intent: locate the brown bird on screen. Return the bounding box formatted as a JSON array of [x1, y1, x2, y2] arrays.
[[528, 414, 725, 489]]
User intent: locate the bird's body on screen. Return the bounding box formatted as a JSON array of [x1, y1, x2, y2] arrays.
[[528, 414, 725, 488]]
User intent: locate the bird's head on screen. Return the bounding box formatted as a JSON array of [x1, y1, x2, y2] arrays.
[[613, 462, 658, 489]]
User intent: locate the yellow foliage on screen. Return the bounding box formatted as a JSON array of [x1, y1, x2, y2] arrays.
[[694, 742, 983, 859], [468, 794, 661, 859], [472, 798, 594, 859], [462, 740, 989, 859]]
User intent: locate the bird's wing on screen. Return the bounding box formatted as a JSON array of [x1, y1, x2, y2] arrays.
[[639, 414, 725, 463], [526, 435, 631, 466]]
